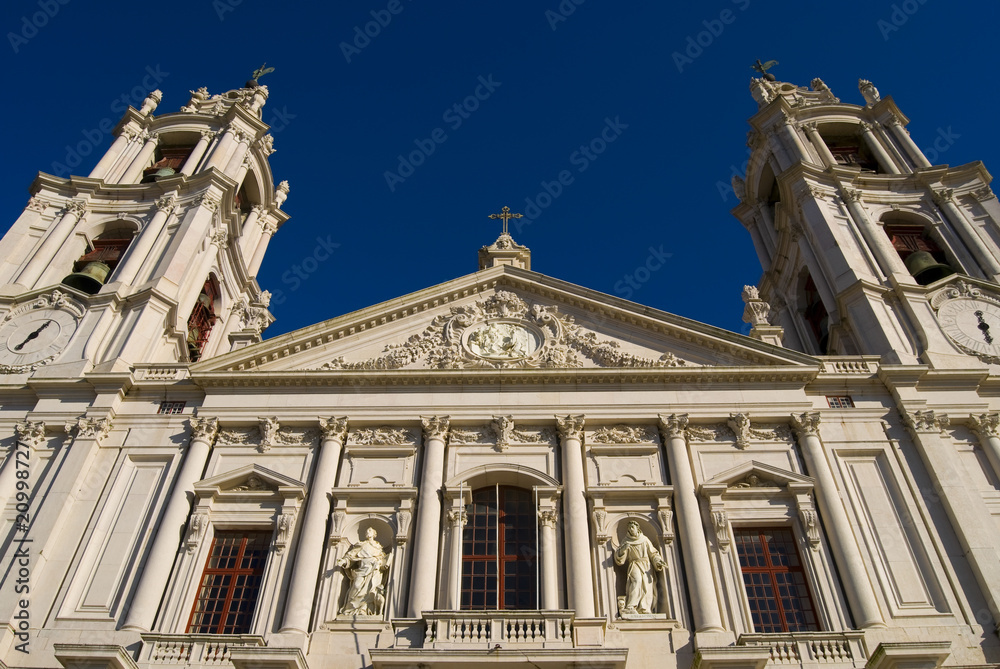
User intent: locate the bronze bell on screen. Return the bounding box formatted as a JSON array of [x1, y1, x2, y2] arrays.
[[904, 251, 955, 286], [61, 261, 110, 294]]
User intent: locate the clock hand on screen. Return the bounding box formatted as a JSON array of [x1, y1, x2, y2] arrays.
[[13, 320, 52, 351], [975, 310, 994, 345]]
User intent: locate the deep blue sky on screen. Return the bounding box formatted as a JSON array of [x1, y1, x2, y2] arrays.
[[1, 1, 997, 339]]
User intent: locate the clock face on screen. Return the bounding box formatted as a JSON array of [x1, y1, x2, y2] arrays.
[[0, 307, 78, 371], [937, 298, 1000, 360]]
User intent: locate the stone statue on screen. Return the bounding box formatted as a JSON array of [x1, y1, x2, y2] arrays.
[[337, 528, 390, 616], [614, 520, 666, 616]]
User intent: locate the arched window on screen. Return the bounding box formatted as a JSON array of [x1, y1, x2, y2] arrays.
[[62, 228, 134, 294], [187, 278, 219, 362], [461, 486, 537, 610]]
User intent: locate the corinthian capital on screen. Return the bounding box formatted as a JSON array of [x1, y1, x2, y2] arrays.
[[555, 415, 585, 441], [421, 415, 450, 443], [790, 412, 821, 438], [190, 416, 220, 444], [319, 416, 349, 442], [969, 412, 1000, 439], [67, 416, 112, 443], [904, 409, 949, 434], [657, 413, 689, 440], [15, 420, 46, 448]]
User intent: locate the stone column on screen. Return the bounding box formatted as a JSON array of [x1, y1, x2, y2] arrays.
[[886, 117, 932, 168], [120, 131, 160, 184], [791, 412, 884, 628], [802, 123, 837, 168], [203, 126, 239, 172], [933, 189, 1000, 280], [280, 417, 348, 634], [968, 412, 1000, 485], [17, 200, 87, 288], [445, 507, 467, 610], [840, 188, 910, 278], [904, 410, 1000, 623], [538, 508, 560, 610], [407, 416, 450, 618], [859, 122, 902, 174], [122, 417, 218, 632], [115, 194, 177, 286], [781, 118, 812, 162], [657, 414, 724, 633], [179, 130, 215, 176], [89, 128, 137, 180], [556, 415, 596, 618], [223, 130, 253, 179], [248, 217, 276, 276], [0, 421, 44, 508]]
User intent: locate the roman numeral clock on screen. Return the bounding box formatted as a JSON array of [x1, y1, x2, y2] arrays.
[[935, 287, 1000, 363], [0, 291, 82, 373]]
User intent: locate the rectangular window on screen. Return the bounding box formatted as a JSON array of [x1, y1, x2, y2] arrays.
[[826, 396, 855, 409], [461, 486, 537, 610], [734, 527, 819, 633], [157, 401, 186, 415], [187, 530, 269, 634]]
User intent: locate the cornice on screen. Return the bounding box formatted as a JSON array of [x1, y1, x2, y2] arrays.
[[190, 365, 821, 389]]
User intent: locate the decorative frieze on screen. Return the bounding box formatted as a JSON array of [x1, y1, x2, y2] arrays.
[[348, 426, 417, 446], [591, 424, 658, 444], [216, 420, 319, 450]]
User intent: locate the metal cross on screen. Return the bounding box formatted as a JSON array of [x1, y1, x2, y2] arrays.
[[488, 206, 523, 235]]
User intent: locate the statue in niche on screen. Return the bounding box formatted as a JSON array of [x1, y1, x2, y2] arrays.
[[337, 527, 391, 617], [614, 520, 666, 616]]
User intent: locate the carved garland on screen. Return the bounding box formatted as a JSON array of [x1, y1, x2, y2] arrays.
[[318, 290, 693, 370]]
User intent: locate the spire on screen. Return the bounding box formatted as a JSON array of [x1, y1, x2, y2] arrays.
[[479, 206, 531, 270]]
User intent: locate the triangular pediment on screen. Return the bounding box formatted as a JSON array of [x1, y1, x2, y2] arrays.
[[194, 265, 817, 377], [195, 463, 305, 498], [700, 460, 814, 497]]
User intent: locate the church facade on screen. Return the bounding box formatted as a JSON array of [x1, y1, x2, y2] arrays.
[[1, 73, 1000, 669]]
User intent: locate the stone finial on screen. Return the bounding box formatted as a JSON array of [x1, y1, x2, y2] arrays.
[[859, 79, 881, 107], [139, 90, 163, 116], [742, 285, 771, 326], [275, 180, 290, 208]]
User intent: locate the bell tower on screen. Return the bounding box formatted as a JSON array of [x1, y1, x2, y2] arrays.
[[731, 73, 1000, 367], [0, 78, 288, 376]]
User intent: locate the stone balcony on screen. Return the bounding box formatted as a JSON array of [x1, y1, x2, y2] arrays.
[[371, 610, 628, 668], [737, 631, 867, 666]]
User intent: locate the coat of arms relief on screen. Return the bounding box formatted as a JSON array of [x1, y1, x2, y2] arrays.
[[318, 290, 692, 370]]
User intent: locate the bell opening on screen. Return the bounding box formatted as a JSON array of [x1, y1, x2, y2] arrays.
[[62, 261, 110, 295]]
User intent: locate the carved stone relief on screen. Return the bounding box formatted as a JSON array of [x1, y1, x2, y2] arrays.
[[318, 290, 694, 370]]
